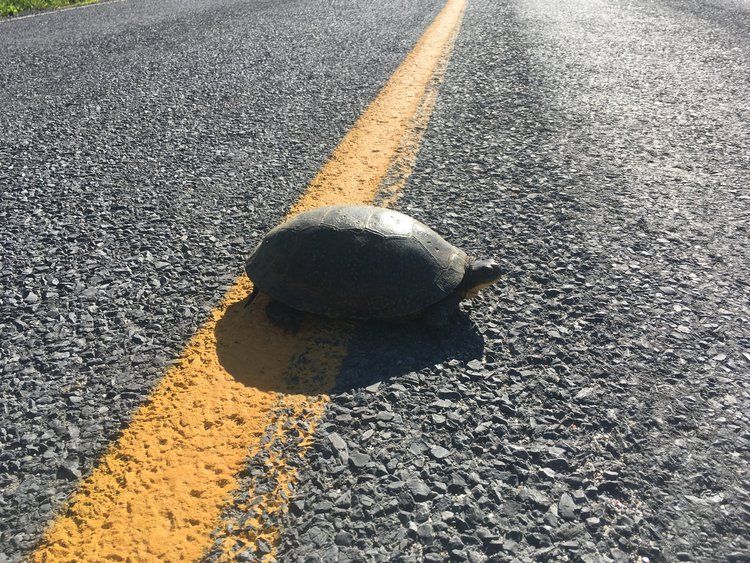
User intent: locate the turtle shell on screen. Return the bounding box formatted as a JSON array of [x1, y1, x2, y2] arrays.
[[245, 205, 468, 319]]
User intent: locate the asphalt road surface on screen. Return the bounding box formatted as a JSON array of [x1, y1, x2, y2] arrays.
[[2, 0, 749, 561]]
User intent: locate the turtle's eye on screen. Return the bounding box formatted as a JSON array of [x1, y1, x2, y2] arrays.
[[484, 261, 504, 280], [470, 259, 502, 287]]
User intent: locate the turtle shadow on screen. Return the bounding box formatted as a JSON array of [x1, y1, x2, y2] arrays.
[[214, 294, 484, 395], [332, 314, 485, 393]]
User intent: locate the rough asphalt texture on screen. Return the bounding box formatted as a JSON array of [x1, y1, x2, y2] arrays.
[[0, 0, 443, 558], [275, 0, 750, 561], [2, 0, 749, 562]]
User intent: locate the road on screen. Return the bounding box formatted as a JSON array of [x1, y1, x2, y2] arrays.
[[1, 0, 749, 561]]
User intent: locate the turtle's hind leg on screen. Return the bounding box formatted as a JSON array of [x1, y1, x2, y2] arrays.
[[265, 299, 303, 334], [244, 286, 259, 308]]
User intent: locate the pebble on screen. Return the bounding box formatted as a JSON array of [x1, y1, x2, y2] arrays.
[[430, 446, 451, 460], [348, 452, 371, 469], [406, 479, 431, 501], [558, 493, 577, 521]]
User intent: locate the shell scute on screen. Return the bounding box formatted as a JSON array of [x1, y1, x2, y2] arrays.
[[365, 207, 414, 237]]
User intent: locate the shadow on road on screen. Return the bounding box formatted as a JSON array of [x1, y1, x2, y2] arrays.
[[214, 294, 484, 395], [333, 314, 485, 393]]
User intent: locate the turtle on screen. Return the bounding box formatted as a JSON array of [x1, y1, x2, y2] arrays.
[[244, 205, 503, 330]]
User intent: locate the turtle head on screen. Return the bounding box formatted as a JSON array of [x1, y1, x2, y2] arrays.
[[463, 259, 503, 299]]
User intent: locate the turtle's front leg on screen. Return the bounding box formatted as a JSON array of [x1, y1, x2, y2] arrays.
[[421, 293, 462, 331]]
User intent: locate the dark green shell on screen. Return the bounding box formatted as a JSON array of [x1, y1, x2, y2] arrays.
[[245, 205, 468, 319]]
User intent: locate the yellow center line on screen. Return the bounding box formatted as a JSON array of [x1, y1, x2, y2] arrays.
[[33, 0, 466, 560]]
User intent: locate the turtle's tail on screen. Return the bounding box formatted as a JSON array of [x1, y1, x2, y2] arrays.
[[244, 287, 259, 308]]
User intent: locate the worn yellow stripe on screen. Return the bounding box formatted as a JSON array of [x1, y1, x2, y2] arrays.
[[34, 0, 466, 560]]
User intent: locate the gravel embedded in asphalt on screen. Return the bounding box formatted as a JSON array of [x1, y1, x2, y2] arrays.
[[275, 0, 750, 560], [2, 0, 749, 560], [0, 0, 443, 559]]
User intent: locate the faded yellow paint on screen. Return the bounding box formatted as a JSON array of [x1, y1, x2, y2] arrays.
[[34, 0, 466, 560], [376, 41, 451, 208], [291, 0, 465, 213], [34, 280, 345, 562]]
